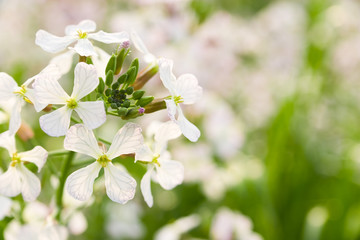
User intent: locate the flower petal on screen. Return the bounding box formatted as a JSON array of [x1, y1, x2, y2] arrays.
[[0, 131, 16, 155], [131, 31, 150, 55], [88, 31, 129, 44], [0, 166, 21, 197], [135, 144, 153, 163], [39, 106, 72, 137], [155, 159, 184, 190], [65, 20, 96, 36], [177, 107, 200, 142], [70, 39, 96, 57], [104, 162, 136, 204], [65, 161, 102, 201], [71, 63, 99, 100], [0, 73, 17, 101], [50, 51, 76, 75], [25, 89, 48, 112], [141, 166, 154, 207], [106, 123, 143, 160], [18, 146, 48, 172], [158, 58, 177, 94], [18, 164, 41, 202], [0, 196, 12, 220], [164, 99, 177, 121], [75, 101, 106, 130], [175, 74, 202, 104], [92, 47, 111, 80], [64, 124, 103, 159], [8, 98, 23, 135], [35, 30, 76, 53], [155, 121, 181, 144], [33, 76, 69, 106]]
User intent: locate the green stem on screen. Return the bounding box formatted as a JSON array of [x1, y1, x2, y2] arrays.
[[98, 137, 111, 145], [55, 151, 76, 221], [48, 149, 71, 157]]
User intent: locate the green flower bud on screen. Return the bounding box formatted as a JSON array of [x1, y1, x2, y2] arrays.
[[105, 89, 111, 96], [126, 87, 134, 95], [117, 107, 128, 116], [117, 74, 127, 85], [105, 70, 114, 87], [122, 100, 130, 108], [105, 54, 117, 74], [112, 82, 120, 90], [136, 96, 154, 107], [110, 103, 118, 109], [115, 48, 127, 75], [132, 90, 145, 100], [97, 78, 105, 93]]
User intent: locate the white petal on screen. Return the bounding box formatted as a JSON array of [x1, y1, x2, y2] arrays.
[[165, 99, 177, 121], [75, 101, 106, 130], [131, 31, 150, 55], [70, 39, 96, 57], [33, 76, 69, 105], [104, 162, 136, 204], [158, 58, 177, 94], [39, 106, 72, 137], [0, 130, 16, 155], [177, 107, 200, 142], [71, 63, 99, 100], [39, 225, 68, 240], [35, 30, 76, 53], [65, 20, 96, 36], [65, 161, 102, 201], [8, 98, 23, 135], [25, 88, 48, 112], [64, 124, 102, 159], [155, 121, 181, 144], [23, 63, 62, 87], [141, 166, 154, 207], [0, 72, 17, 101], [135, 144, 153, 163], [18, 146, 48, 172], [0, 166, 21, 197], [106, 123, 143, 160], [92, 47, 111, 80], [156, 159, 184, 190], [175, 74, 202, 104], [50, 51, 76, 75], [88, 31, 129, 44], [18, 164, 41, 202]]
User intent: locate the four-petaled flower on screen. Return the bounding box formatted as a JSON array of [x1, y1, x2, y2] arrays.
[[0, 131, 48, 201], [0, 64, 61, 135], [64, 123, 143, 204], [135, 121, 184, 207], [34, 62, 106, 137], [36, 19, 129, 57], [158, 58, 203, 142]]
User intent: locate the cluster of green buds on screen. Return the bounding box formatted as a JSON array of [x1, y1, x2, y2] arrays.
[[95, 47, 163, 120]]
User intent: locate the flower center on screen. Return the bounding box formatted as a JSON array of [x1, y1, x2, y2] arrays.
[[165, 95, 183, 105], [10, 153, 21, 167], [66, 98, 78, 109], [77, 30, 88, 39], [152, 154, 160, 167], [13, 85, 32, 104], [97, 155, 111, 167]]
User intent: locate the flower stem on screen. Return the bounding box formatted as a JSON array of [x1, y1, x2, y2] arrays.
[[55, 151, 76, 222], [48, 149, 71, 157]]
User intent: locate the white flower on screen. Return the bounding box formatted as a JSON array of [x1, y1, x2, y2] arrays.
[[36, 19, 129, 57], [64, 123, 143, 204], [0, 131, 48, 201], [0, 64, 61, 134], [158, 58, 202, 142], [135, 121, 183, 207], [131, 31, 157, 64], [34, 62, 106, 137]]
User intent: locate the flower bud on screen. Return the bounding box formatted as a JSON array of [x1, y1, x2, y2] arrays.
[[115, 48, 127, 75], [105, 54, 117, 74], [97, 78, 105, 93], [126, 87, 134, 95], [132, 90, 145, 100], [105, 70, 114, 87], [136, 96, 154, 107]]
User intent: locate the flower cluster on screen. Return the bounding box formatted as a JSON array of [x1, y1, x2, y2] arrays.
[[0, 19, 202, 221]]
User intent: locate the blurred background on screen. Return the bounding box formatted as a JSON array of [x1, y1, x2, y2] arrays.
[[1, 0, 360, 239]]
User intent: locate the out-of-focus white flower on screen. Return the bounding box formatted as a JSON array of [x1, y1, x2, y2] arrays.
[[131, 31, 157, 64], [0, 131, 47, 201], [105, 201, 144, 239], [0, 64, 60, 134], [0, 195, 12, 220], [154, 214, 201, 240], [211, 207, 263, 240], [64, 123, 143, 204], [36, 19, 129, 57], [135, 121, 183, 207], [34, 62, 106, 137], [158, 58, 202, 142]]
